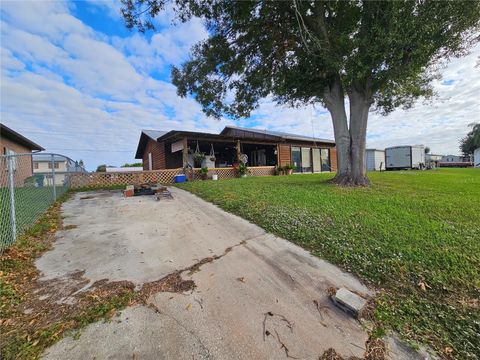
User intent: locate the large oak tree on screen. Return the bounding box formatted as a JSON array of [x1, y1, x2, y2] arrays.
[[122, 0, 480, 185]]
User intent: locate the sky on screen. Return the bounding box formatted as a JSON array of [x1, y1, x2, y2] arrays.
[[1, 1, 479, 171]]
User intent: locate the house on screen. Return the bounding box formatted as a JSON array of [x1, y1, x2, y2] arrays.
[[474, 148, 480, 167], [135, 126, 337, 173], [365, 149, 385, 171], [441, 154, 463, 163], [33, 154, 86, 186], [425, 154, 443, 169], [1, 123, 44, 187], [439, 154, 473, 167]]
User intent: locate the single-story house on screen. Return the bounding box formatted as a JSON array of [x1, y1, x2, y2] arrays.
[[135, 126, 337, 173], [1, 123, 44, 187], [440, 154, 473, 167]]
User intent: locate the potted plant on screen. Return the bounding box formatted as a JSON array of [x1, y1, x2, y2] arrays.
[[275, 165, 284, 175], [235, 163, 249, 178], [284, 163, 294, 175], [199, 167, 209, 180]]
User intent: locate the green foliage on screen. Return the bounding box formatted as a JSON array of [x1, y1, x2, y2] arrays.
[[96, 164, 106, 172], [424, 146, 430, 154], [235, 163, 249, 176], [122, 1, 480, 118], [177, 169, 480, 358], [460, 123, 480, 156], [121, 162, 143, 167], [200, 167, 209, 175]]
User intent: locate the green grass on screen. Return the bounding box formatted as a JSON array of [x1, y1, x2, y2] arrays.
[[177, 168, 480, 359], [0, 186, 69, 251]]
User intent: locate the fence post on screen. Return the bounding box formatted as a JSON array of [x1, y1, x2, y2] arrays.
[[51, 154, 56, 201], [7, 155, 17, 244]]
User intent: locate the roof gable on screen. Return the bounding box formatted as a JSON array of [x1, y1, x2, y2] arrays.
[[1, 123, 44, 151]]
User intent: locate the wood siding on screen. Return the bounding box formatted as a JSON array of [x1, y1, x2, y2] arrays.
[[142, 139, 166, 170], [330, 147, 337, 172], [278, 144, 292, 166]]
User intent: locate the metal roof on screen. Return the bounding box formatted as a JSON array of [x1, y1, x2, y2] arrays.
[[142, 129, 169, 141], [221, 126, 335, 144], [33, 154, 68, 162]]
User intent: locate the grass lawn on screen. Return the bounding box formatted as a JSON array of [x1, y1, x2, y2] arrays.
[[0, 186, 68, 251], [178, 168, 480, 359]]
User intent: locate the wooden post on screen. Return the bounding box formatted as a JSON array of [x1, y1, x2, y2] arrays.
[[236, 140, 241, 162], [182, 137, 188, 168]]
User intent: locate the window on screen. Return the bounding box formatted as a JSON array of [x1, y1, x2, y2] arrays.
[[301, 148, 312, 172], [48, 162, 60, 169], [34, 162, 39, 169], [320, 149, 330, 171], [291, 147, 301, 172]]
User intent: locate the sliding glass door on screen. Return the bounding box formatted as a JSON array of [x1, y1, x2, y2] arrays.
[[291, 147, 302, 173]]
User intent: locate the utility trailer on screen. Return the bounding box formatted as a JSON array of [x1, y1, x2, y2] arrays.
[[365, 149, 385, 171], [385, 145, 425, 170]]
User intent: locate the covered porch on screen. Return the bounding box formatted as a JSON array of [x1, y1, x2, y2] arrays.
[[161, 131, 279, 169]]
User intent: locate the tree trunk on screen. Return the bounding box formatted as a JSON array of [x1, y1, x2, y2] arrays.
[[324, 79, 372, 186]]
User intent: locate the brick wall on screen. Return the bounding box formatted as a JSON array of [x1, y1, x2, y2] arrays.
[[0, 136, 33, 187], [142, 139, 166, 170]]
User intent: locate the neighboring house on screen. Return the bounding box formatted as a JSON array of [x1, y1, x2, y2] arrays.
[[441, 155, 463, 163], [474, 148, 480, 167], [1, 123, 44, 187], [365, 149, 385, 171], [33, 154, 86, 186], [425, 154, 443, 169], [135, 126, 337, 173], [439, 154, 473, 167]]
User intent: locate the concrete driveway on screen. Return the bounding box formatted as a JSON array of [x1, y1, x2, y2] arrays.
[[38, 188, 373, 359]]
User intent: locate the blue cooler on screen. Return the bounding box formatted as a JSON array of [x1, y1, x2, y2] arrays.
[[175, 174, 187, 183]]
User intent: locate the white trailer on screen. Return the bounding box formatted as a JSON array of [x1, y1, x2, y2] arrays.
[[365, 149, 385, 171], [385, 145, 425, 170]]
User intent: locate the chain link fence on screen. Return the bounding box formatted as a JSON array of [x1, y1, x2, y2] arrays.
[[0, 152, 85, 253]]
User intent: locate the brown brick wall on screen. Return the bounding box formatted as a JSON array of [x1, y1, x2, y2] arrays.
[[0, 136, 34, 186], [142, 139, 166, 170]]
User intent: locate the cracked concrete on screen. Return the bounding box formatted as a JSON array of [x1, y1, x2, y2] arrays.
[[40, 188, 374, 359]]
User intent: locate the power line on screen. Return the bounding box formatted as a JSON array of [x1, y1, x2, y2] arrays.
[[46, 148, 134, 152]]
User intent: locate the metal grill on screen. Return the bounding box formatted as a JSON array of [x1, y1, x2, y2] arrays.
[[0, 152, 85, 253]]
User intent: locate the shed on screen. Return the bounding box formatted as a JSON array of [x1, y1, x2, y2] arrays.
[[365, 149, 385, 171]]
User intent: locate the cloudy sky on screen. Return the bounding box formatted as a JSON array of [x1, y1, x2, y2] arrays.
[[1, 1, 479, 170]]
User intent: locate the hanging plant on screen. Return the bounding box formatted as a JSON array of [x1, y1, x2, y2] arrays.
[[191, 141, 205, 167], [209, 143, 216, 162]]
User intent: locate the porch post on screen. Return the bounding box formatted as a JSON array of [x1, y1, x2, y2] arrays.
[[182, 137, 188, 168], [236, 140, 241, 162]]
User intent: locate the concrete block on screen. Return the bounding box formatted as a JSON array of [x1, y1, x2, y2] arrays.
[[332, 287, 367, 318]]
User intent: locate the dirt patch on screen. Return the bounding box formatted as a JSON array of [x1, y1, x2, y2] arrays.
[[319, 337, 386, 360], [79, 195, 95, 200], [63, 225, 78, 230], [139, 273, 195, 302]]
